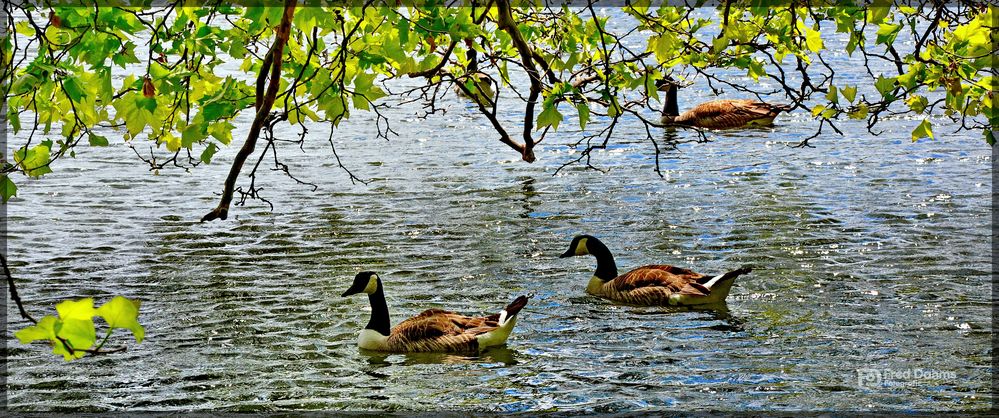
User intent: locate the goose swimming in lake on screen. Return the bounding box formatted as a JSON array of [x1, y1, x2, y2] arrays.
[[341, 271, 529, 353], [559, 235, 752, 306], [657, 77, 791, 129]]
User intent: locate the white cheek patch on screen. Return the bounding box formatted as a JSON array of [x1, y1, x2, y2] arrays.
[[575, 238, 589, 255], [363, 275, 379, 294]]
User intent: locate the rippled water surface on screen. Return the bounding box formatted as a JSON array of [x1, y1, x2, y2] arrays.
[[4, 13, 993, 414]]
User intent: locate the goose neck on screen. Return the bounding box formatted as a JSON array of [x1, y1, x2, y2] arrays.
[[365, 281, 391, 336]]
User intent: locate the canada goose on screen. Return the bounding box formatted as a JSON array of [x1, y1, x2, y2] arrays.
[[341, 271, 529, 353], [455, 72, 495, 102], [657, 77, 791, 129], [559, 235, 752, 306]]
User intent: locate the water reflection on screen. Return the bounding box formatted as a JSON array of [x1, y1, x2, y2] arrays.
[[360, 346, 520, 366]]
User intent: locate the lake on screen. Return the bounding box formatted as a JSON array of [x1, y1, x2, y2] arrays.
[[3, 8, 992, 413]]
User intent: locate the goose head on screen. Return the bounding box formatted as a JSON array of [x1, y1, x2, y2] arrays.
[[560, 234, 597, 258], [655, 75, 683, 92], [342, 271, 381, 297]]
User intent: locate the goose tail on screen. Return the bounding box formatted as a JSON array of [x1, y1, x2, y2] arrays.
[[703, 265, 753, 290], [498, 295, 530, 326]]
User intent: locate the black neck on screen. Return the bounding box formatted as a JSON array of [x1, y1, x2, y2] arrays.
[[663, 85, 679, 116], [365, 280, 391, 336], [588, 238, 619, 281]]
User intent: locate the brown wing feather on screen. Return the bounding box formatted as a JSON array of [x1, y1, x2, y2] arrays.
[[387, 309, 501, 352], [678, 99, 787, 129], [610, 265, 709, 293]]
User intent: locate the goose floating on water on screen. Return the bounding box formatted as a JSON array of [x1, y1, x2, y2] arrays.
[[657, 77, 791, 129], [342, 271, 529, 353], [559, 235, 752, 306]]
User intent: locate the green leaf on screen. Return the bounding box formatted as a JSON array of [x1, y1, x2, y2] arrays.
[[711, 35, 728, 54], [748, 59, 765, 81], [876, 23, 901, 45], [576, 102, 590, 130], [911, 119, 933, 142], [986, 129, 995, 146], [9, 108, 21, 133], [15, 315, 58, 344], [536, 102, 563, 131], [652, 33, 674, 62], [182, 124, 207, 148], [88, 133, 109, 147], [867, 6, 890, 24], [10, 73, 40, 96], [0, 175, 17, 203], [200, 143, 219, 164], [14, 144, 53, 177], [398, 19, 409, 46], [160, 132, 182, 152], [826, 85, 839, 104], [62, 76, 87, 103], [875, 76, 896, 97], [208, 122, 234, 145], [96, 296, 144, 343]]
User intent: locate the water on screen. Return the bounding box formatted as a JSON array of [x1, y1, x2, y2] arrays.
[[4, 11, 993, 413]]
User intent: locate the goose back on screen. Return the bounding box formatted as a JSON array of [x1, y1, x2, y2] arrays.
[[381, 309, 501, 352], [675, 99, 790, 129], [589, 265, 715, 305]]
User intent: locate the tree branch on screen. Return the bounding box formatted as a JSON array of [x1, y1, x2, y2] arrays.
[[201, 0, 296, 222], [2, 252, 36, 324], [496, 0, 541, 163]]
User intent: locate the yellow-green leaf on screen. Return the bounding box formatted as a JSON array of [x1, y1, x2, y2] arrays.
[[15, 315, 58, 344], [867, 6, 890, 24], [54, 318, 95, 361], [912, 119, 933, 142], [826, 85, 839, 104], [97, 296, 145, 343], [848, 104, 869, 119], [841, 85, 858, 103], [805, 28, 824, 52], [56, 298, 96, 320], [907, 95, 928, 113]]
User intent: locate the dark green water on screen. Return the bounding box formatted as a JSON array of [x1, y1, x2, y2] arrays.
[[3, 12, 992, 413]]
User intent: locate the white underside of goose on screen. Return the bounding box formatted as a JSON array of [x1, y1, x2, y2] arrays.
[[358, 329, 390, 351], [669, 273, 734, 305], [474, 311, 517, 349], [586, 276, 603, 295]]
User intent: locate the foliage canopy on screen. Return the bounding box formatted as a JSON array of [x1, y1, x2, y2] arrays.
[[1, 1, 994, 216]]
